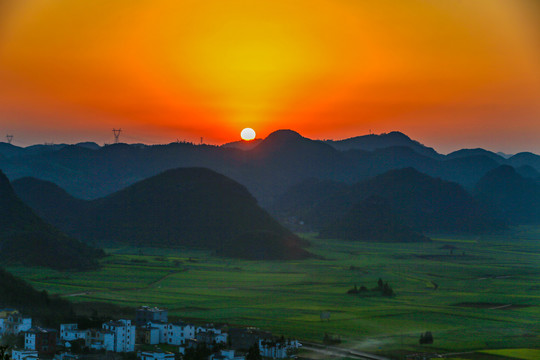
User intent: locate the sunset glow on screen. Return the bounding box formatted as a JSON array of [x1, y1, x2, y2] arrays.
[[0, 0, 539, 152]]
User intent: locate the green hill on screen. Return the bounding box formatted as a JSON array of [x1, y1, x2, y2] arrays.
[[0, 267, 74, 325], [320, 196, 431, 242], [474, 165, 540, 224], [14, 168, 312, 260], [0, 170, 104, 270], [276, 168, 504, 234]]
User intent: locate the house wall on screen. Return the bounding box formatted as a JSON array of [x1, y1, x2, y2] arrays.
[[11, 350, 38, 360]]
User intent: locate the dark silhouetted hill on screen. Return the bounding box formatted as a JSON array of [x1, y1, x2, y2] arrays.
[[446, 148, 506, 162], [0, 143, 25, 158], [14, 168, 311, 260], [325, 131, 441, 159], [320, 196, 431, 242], [508, 152, 540, 172], [13, 177, 87, 233], [217, 230, 311, 260], [0, 267, 74, 324], [0, 170, 103, 270], [275, 168, 503, 234], [2, 131, 539, 211], [474, 165, 540, 224], [221, 139, 263, 150], [437, 155, 503, 189], [514, 165, 540, 179], [270, 178, 348, 221]]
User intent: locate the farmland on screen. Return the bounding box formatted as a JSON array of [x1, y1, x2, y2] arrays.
[[8, 226, 540, 356]]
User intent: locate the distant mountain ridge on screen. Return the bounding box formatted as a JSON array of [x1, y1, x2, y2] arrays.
[[13, 168, 312, 260], [2, 130, 538, 211], [325, 131, 441, 159]]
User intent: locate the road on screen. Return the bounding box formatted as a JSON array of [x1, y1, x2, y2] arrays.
[[301, 342, 392, 360]]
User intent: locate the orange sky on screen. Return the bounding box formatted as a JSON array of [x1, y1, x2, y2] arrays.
[[0, 0, 539, 153]]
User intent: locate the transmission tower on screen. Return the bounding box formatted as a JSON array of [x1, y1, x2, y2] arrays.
[[112, 128, 122, 144], [6, 135, 13, 144]]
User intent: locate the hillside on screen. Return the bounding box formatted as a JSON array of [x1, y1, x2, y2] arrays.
[[320, 196, 431, 242], [275, 168, 503, 234], [0, 267, 74, 325], [14, 168, 312, 260], [0, 170, 104, 270], [474, 165, 540, 224], [508, 152, 540, 172], [325, 131, 441, 159]]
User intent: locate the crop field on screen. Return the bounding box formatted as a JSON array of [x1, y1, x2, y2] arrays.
[[8, 226, 540, 356]]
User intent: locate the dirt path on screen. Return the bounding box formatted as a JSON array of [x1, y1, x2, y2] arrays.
[[301, 341, 391, 360], [61, 270, 181, 297]]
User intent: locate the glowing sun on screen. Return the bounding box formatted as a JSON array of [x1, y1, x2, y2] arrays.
[[241, 128, 256, 141]]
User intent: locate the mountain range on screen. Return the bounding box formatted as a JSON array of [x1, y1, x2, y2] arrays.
[[274, 167, 505, 235], [2, 130, 538, 210], [3, 129, 539, 257], [13, 167, 312, 260]]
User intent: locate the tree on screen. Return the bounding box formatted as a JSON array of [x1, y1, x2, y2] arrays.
[[382, 282, 394, 296], [424, 331, 433, 344], [246, 343, 262, 360], [0, 346, 11, 360], [419, 331, 433, 344]]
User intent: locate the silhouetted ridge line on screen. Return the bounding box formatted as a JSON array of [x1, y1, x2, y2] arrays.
[[14, 167, 312, 260], [0, 170, 104, 270]]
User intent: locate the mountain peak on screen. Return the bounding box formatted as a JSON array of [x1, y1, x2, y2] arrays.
[[325, 131, 440, 158], [264, 129, 303, 143]]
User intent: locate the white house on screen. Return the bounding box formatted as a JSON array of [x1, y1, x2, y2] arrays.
[[147, 321, 168, 344], [53, 353, 78, 360], [11, 349, 38, 360], [102, 320, 136, 352], [1, 314, 32, 335], [196, 331, 228, 345], [88, 329, 114, 351], [210, 349, 245, 360], [24, 327, 57, 354], [138, 324, 160, 345], [259, 339, 301, 359], [60, 324, 89, 344], [137, 350, 175, 360], [196, 325, 223, 335], [167, 322, 195, 345]]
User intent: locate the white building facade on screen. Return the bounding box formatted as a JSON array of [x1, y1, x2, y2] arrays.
[[137, 350, 175, 360], [60, 324, 89, 343], [11, 350, 38, 360], [1, 314, 32, 335], [167, 322, 195, 345], [102, 320, 135, 352], [147, 322, 168, 344], [259, 339, 301, 359]]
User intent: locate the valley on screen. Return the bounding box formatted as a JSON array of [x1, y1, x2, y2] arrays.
[[7, 227, 540, 357]]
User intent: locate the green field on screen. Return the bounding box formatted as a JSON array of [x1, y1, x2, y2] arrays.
[[8, 226, 540, 356]]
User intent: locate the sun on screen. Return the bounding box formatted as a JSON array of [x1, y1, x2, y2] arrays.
[[240, 128, 256, 141]]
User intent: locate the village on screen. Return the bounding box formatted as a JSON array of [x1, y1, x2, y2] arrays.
[[0, 307, 301, 360]]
